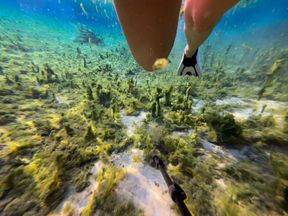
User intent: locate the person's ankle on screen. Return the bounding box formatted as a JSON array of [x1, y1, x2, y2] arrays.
[[183, 49, 198, 66], [184, 46, 197, 58]]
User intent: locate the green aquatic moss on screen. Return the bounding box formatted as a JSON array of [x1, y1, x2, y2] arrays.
[[168, 138, 195, 175], [0, 13, 287, 216], [177, 157, 217, 216], [84, 124, 96, 141], [4, 135, 42, 156], [25, 157, 65, 207], [283, 112, 288, 134], [150, 102, 157, 118], [2, 195, 43, 216], [5, 75, 14, 85], [0, 166, 36, 201], [0, 87, 14, 96], [0, 114, 16, 126], [86, 85, 94, 100], [271, 153, 288, 180], [80, 165, 142, 216], [164, 86, 173, 106], [74, 168, 91, 192], [214, 182, 257, 216], [164, 111, 199, 130], [43, 63, 59, 83], [204, 109, 242, 144], [243, 114, 288, 145], [246, 114, 275, 129]]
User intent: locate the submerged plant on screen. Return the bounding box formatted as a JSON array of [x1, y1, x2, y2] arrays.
[[204, 109, 242, 143], [86, 85, 94, 100], [150, 87, 163, 118], [5, 75, 14, 85], [80, 165, 138, 216], [44, 63, 58, 83], [75, 25, 103, 45], [164, 86, 173, 106], [184, 86, 193, 112], [85, 123, 96, 141]]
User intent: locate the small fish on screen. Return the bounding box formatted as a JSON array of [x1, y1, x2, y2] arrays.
[[152, 58, 170, 71], [80, 2, 88, 17]]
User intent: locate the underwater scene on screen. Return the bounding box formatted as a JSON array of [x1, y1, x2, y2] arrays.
[[0, 0, 288, 215]]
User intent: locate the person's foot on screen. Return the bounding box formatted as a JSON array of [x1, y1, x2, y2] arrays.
[[177, 49, 202, 77]]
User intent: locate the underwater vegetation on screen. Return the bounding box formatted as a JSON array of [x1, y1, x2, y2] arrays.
[[0, 35, 287, 214], [0, 1, 288, 216], [75, 25, 103, 46]]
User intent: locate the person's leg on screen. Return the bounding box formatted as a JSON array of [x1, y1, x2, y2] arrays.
[[178, 0, 239, 76], [113, 0, 182, 71], [184, 0, 239, 57]]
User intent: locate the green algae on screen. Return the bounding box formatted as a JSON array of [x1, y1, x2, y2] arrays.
[[0, 11, 287, 216], [203, 109, 242, 144], [73, 167, 91, 192], [81, 165, 142, 216]]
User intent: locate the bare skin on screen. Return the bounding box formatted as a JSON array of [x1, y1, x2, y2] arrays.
[[184, 0, 240, 57], [113, 0, 239, 71], [113, 0, 182, 71]]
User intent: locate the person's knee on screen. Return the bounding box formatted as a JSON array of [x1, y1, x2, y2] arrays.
[[195, 13, 220, 34], [184, 0, 224, 35], [185, 9, 220, 35]]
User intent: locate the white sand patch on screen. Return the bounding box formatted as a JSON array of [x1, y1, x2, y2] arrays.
[[215, 97, 245, 106], [50, 161, 103, 216], [171, 129, 194, 138], [227, 148, 248, 160], [120, 111, 148, 136], [215, 179, 227, 190], [112, 148, 175, 216], [55, 95, 70, 104], [118, 111, 175, 215], [253, 99, 288, 128], [51, 148, 175, 216], [215, 97, 288, 127], [201, 139, 238, 161], [193, 99, 205, 113], [232, 108, 255, 120]]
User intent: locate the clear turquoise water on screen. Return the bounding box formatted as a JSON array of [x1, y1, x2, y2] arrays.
[[0, 1, 288, 215], [0, 0, 287, 67]]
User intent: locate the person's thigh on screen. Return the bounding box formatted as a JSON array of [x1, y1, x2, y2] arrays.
[[114, 0, 181, 71], [184, 0, 239, 33]]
